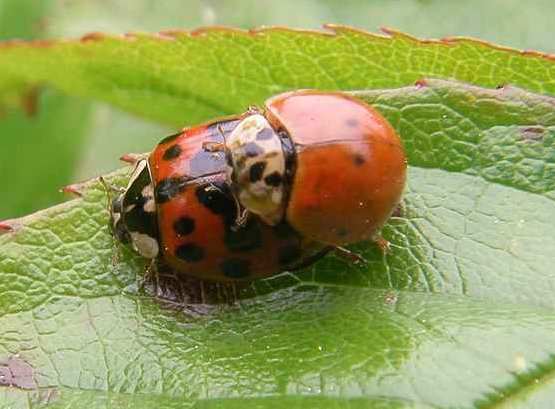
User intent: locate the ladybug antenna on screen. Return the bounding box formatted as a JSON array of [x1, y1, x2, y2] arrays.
[[98, 176, 113, 213], [98, 176, 124, 266]]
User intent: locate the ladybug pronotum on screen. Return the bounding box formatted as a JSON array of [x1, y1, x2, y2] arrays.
[[110, 90, 406, 281]]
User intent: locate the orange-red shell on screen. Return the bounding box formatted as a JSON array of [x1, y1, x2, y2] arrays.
[[265, 90, 407, 246]]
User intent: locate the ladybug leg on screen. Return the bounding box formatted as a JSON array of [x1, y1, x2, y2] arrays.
[[140, 258, 160, 294], [232, 207, 249, 231], [333, 246, 368, 265], [373, 236, 391, 254], [202, 141, 225, 152], [203, 123, 231, 153], [246, 105, 262, 115], [98, 176, 125, 195]]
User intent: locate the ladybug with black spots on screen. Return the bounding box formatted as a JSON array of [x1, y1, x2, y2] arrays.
[[110, 90, 406, 282], [110, 115, 328, 282]]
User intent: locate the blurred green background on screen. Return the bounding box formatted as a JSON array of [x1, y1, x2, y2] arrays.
[[1, 0, 554, 219]]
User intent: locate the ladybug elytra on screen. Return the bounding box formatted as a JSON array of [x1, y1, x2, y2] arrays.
[[110, 90, 406, 281]]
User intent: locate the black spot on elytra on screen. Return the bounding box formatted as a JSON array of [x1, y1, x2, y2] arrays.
[[221, 258, 251, 279], [346, 118, 359, 128], [224, 218, 262, 252], [155, 177, 189, 203], [158, 131, 182, 145], [243, 142, 264, 157], [256, 127, 274, 140], [249, 161, 266, 183], [175, 243, 204, 262], [195, 183, 237, 225], [162, 144, 182, 161], [353, 154, 366, 166], [278, 244, 302, 265], [264, 172, 283, 187], [173, 216, 195, 236]]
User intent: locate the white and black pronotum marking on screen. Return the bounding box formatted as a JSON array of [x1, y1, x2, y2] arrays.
[[111, 159, 160, 259], [225, 114, 289, 225]]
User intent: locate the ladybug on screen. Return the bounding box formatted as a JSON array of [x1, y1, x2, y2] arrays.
[[110, 90, 406, 282], [221, 90, 407, 246], [110, 117, 328, 282]]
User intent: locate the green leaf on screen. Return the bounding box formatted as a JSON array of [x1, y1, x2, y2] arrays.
[[0, 0, 91, 219], [1, 26, 555, 126], [1, 79, 554, 408]]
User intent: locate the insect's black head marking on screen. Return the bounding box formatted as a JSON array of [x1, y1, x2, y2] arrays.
[[264, 171, 283, 187], [249, 161, 267, 183]]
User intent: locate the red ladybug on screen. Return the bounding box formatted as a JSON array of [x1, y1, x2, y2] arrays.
[[110, 90, 406, 281], [224, 90, 407, 247], [110, 117, 327, 282]]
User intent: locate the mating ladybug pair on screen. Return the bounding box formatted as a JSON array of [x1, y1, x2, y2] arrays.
[[110, 90, 407, 281]]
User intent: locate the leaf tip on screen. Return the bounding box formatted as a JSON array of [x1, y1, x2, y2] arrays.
[[0, 220, 15, 234]]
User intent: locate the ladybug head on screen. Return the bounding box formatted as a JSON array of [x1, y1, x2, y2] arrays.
[[110, 194, 131, 244], [109, 159, 160, 259]]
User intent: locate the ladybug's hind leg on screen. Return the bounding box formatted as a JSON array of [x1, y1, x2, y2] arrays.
[[333, 246, 368, 265], [373, 236, 390, 254], [139, 258, 160, 294]]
